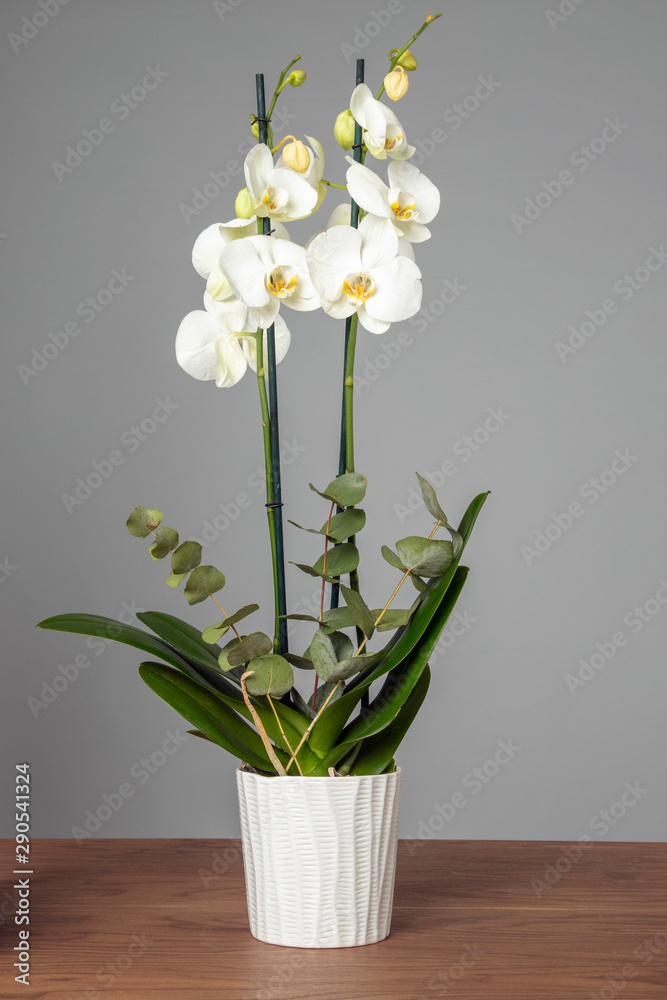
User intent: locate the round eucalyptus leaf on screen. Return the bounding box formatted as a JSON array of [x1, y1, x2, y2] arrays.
[[126, 506, 163, 538], [381, 545, 406, 571], [313, 542, 359, 579], [395, 536, 454, 577], [184, 565, 226, 605], [202, 622, 229, 644], [149, 527, 179, 560], [165, 571, 188, 588], [171, 540, 202, 575], [227, 631, 273, 667], [310, 472, 367, 507], [244, 655, 294, 698], [322, 508, 366, 542]]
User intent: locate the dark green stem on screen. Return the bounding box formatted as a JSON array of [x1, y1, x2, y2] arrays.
[[375, 13, 442, 101], [256, 72, 288, 655]]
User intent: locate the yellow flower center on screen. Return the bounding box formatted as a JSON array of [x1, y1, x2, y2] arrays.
[[262, 186, 288, 212], [268, 265, 298, 298], [384, 132, 403, 151], [343, 272, 375, 305], [390, 198, 418, 221]]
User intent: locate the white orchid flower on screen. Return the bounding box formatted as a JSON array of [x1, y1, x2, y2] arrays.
[[244, 143, 318, 222], [346, 159, 440, 244], [350, 83, 415, 160], [176, 292, 290, 388], [191, 217, 289, 302], [219, 235, 319, 328], [306, 214, 422, 334]]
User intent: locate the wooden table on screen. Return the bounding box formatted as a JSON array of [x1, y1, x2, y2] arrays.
[[2, 839, 666, 998]]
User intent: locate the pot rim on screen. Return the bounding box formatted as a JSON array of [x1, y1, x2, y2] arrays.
[[237, 765, 402, 784]]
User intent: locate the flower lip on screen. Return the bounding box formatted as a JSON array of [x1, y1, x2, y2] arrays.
[[267, 265, 298, 299], [343, 271, 375, 305], [389, 189, 418, 221], [262, 185, 289, 212]]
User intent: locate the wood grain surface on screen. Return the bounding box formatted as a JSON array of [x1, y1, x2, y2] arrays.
[[1, 839, 666, 999]]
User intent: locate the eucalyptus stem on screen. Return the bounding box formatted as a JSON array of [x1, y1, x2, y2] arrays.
[[375, 12, 443, 101], [256, 72, 289, 655]]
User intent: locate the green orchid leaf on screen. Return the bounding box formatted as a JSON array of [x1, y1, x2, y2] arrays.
[[148, 526, 179, 560], [226, 631, 273, 667], [126, 506, 163, 538], [395, 537, 454, 577], [309, 472, 367, 507], [313, 542, 359, 580], [381, 545, 405, 571], [340, 584, 375, 639], [351, 665, 431, 775], [244, 654, 294, 698], [171, 541, 202, 575], [184, 565, 226, 606]]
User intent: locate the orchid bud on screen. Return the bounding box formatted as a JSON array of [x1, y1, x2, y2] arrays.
[[334, 109, 356, 150], [235, 187, 254, 219], [287, 69, 307, 86], [383, 65, 409, 102], [389, 48, 418, 71], [282, 137, 310, 173]]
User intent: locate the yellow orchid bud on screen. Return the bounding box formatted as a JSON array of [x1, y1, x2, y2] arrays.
[[334, 109, 356, 150], [287, 69, 306, 86], [235, 187, 254, 219], [383, 65, 409, 102], [389, 48, 417, 71], [282, 137, 310, 173]]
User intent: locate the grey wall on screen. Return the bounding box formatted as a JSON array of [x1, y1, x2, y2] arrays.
[[3, 0, 666, 846]]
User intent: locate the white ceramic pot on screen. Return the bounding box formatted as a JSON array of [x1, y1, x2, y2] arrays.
[[236, 767, 402, 948]]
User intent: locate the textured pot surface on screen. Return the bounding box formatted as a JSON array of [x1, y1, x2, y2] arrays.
[[237, 767, 402, 948]]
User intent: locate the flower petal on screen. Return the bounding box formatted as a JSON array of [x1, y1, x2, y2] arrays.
[[192, 224, 225, 279], [345, 160, 393, 219], [387, 161, 441, 223], [175, 310, 221, 381], [358, 214, 398, 270], [350, 84, 373, 129], [364, 256, 422, 324], [204, 291, 249, 332], [219, 236, 271, 308], [268, 168, 318, 220], [306, 226, 363, 304], [240, 313, 291, 372], [244, 143, 273, 201]]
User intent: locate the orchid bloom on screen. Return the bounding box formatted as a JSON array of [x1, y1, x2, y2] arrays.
[[219, 235, 319, 328], [176, 292, 290, 388], [346, 159, 440, 244], [191, 217, 289, 303], [244, 143, 318, 222], [349, 83, 415, 160], [306, 214, 422, 334]]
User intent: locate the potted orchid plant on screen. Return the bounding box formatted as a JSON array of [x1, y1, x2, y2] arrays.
[[38, 13, 489, 949]]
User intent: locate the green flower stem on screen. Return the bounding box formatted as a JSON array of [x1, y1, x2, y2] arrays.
[[265, 54, 301, 123], [256, 73, 289, 656], [321, 179, 347, 189], [375, 12, 442, 100]]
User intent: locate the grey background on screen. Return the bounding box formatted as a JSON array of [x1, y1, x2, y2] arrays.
[[3, 0, 666, 844]]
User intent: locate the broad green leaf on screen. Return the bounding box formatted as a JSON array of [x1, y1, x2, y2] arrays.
[[458, 491, 491, 543], [373, 609, 411, 632], [395, 537, 454, 577], [321, 607, 355, 633], [218, 636, 242, 671], [138, 661, 282, 771], [148, 526, 179, 560], [244, 655, 294, 698], [227, 631, 273, 667], [310, 472, 367, 507], [416, 473, 464, 555], [126, 506, 163, 537], [307, 630, 337, 681], [290, 687, 316, 720], [283, 613, 319, 623], [201, 603, 259, 644], [184, 565, 226, 605], [284, 652, 314, 671], [314, 679, 344, 713], [340, 584, 375, 639], [171, 541, 202, 575], [313, 542, 359, 580], [323, 508, 366, 541], [165, 571, 188, 588], [381, 545, 405, 571], [290, 561, 321, 578], [351, 666, 431, 775], [410, 572, 429, 592]]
